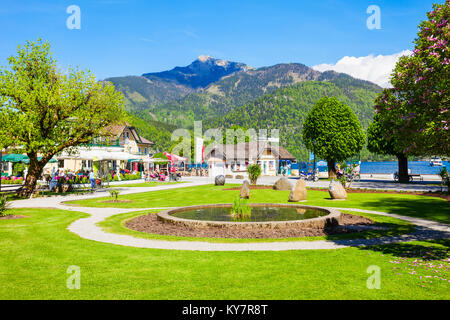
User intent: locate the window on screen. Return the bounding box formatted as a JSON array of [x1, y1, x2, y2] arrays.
[[144, 148, 148, 154], [58, 160, 64, 168]]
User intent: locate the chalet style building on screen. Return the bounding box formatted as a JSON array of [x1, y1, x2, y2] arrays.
[[206, 141, 296, 177], [56, 123, 154, 173]]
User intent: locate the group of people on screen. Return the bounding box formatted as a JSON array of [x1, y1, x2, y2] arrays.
[[144, 170, 168, 182], [144, 169, 182, 182]]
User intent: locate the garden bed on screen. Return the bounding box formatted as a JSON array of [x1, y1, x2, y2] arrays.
[[0, 215, 28, 221], [126, 213, 373, 239]]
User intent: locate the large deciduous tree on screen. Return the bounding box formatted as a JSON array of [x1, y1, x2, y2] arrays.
[[367, 108, 412, 183], [368, 1, 449, 181], [303, 97, 365, 179], [0, 40, 125, 196], [384, 1, 449, 156]]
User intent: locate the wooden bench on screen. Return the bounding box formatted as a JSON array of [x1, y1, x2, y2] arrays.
[[0, 184, 23, 195], [409, 174, 423, 182]]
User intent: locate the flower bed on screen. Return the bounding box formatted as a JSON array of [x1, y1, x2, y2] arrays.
[[0, 176, 24, 185]]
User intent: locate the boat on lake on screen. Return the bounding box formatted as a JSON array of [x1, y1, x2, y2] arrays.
[[430, 157, 443, 167]]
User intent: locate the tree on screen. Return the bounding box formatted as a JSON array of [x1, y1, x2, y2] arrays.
[[303, 97, 365, 179], [0, 40, 125, 196], [386, 1, 449, 156], [247, 164, 262, 185], [367, 111, 411, 182]]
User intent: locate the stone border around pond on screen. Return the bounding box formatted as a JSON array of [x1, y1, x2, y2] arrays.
[[157, 204, 342, 230]]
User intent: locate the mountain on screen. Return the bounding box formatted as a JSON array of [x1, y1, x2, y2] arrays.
[[105, 75, 193, 112], [106, 57, 382, 159], [154, 63, 381, 127], [105, 55, 249, 112], [206, 80, 380, 161], [143, 55, 251, 89]]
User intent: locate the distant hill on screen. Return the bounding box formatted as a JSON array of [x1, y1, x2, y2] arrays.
[[105, 76, 193, 111], [206, 81, 380, 161], [106, 57, 382, 159], [152, 63, 381, 127]]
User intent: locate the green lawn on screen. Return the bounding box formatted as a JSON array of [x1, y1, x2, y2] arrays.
[[68, 184, 450, 224], [0, 208, 448, 299]]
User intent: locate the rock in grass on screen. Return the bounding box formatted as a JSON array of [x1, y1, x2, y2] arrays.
[[215, 175, 225, 186], [329, 180, 347, 200], [273, 178, 293, 191], [289, 179, 307, 202], [240, 180, 251, 199]]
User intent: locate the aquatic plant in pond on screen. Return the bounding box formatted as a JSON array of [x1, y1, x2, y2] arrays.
[[232, 197, 252, 219]]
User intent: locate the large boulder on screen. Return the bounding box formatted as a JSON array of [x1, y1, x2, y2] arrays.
[[289, 179, 307, 202], [273, 178, 293, 191], [240, 180, 251, 199], [329, 180, 347, 200], [215, 175, 225, 186]]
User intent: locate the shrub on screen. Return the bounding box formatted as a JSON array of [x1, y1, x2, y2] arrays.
[[0, 195, 10, 217], [439, 167, 450, 194], [247, 164, 262, 185], [108, 189, 120, 201]]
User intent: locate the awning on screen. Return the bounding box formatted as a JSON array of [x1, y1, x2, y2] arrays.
[[58, 149, 138, 161], [163, 152, 188, 163]]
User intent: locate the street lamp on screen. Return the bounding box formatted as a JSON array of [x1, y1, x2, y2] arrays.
[[312, 139, 317, 180]]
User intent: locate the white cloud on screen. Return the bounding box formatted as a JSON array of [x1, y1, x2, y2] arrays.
[[312, 50, 412, 88]]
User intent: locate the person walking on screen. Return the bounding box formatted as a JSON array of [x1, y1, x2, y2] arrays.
[[89, 170, 96, 192]]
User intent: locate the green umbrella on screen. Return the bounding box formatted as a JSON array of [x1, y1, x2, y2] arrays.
[[21, 157, 58, 164], [1, 154, 28, 163]]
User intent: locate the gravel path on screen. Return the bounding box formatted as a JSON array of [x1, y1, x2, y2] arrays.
[[9, 180, 450, 252]]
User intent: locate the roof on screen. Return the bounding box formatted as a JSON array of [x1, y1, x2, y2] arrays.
[[139, 136, 154, 145], [206, 141, 296, 161], [103, 123, 154, 145]]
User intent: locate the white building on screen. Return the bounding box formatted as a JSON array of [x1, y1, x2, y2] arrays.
[[206, 141, 296, 177]]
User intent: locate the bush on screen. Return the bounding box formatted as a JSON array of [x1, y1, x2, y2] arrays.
[[247, 164, 262, 185], [0, 195, 10, 217], [108, 189, 120, 201], [439, 167, 450, 194]]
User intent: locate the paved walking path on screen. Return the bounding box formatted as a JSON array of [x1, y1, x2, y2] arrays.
[[10, 179, 450, 252]]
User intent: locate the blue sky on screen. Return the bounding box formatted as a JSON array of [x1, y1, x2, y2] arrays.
[[0, 0, 439, 80]]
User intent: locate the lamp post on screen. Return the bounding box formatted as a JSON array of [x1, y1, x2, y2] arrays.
[[312, 139, 317, 180]]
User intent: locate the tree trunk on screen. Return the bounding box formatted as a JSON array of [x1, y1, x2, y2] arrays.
[[397, 154, 409, 183], [327, 159, 337, 180], [19, 154, 44, 197]]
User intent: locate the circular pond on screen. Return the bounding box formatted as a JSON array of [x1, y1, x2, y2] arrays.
[[157, 204, 341, 230], [172, 206, 327, 222]]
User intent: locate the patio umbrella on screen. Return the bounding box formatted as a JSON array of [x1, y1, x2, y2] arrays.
[[1, 154, 28, 163], [22, 157, 58, 164]]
